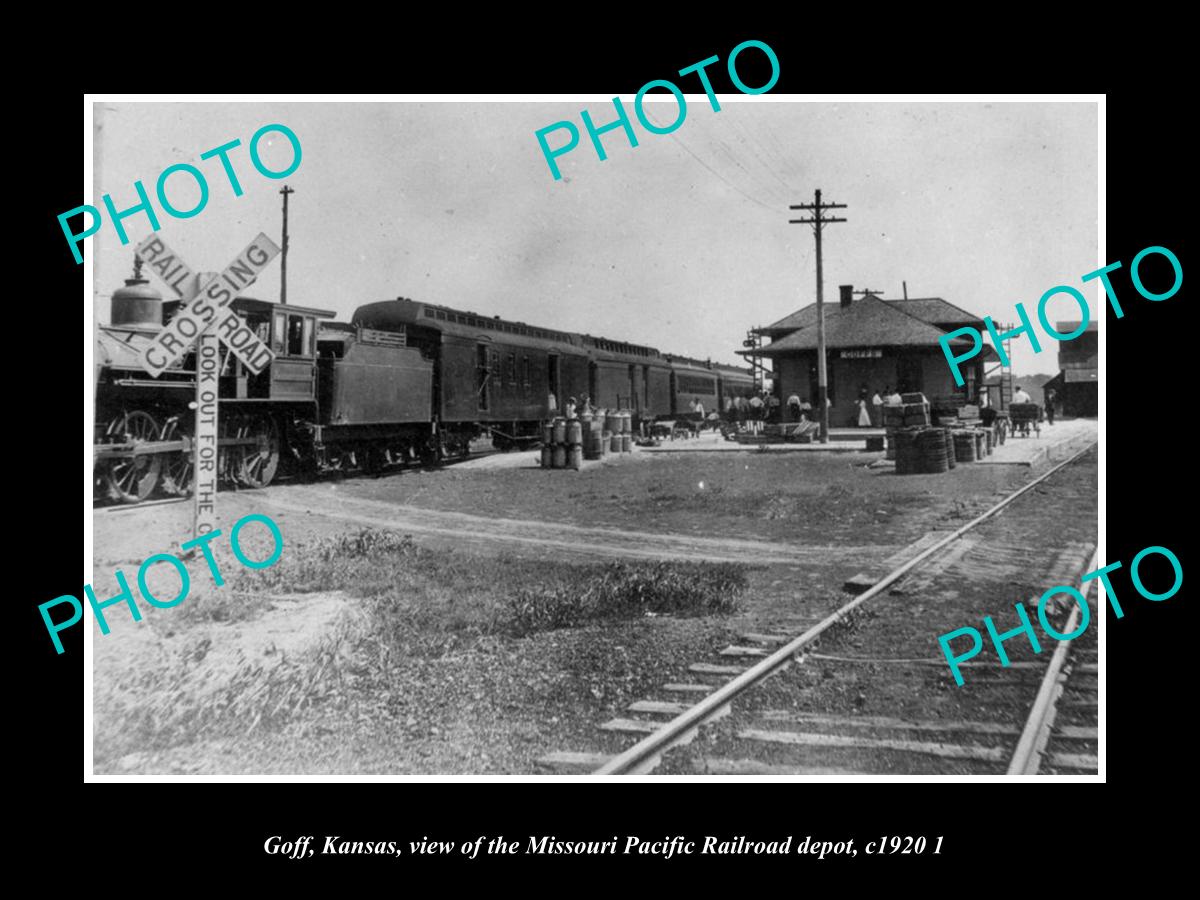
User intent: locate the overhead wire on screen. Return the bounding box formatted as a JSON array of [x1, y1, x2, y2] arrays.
[[666, 128, 782, 215]]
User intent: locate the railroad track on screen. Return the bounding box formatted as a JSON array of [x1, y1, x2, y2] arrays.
[[536, 441, 1099, 776]]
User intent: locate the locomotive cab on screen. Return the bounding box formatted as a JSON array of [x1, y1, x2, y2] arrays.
[[230, 298, 334, 401]]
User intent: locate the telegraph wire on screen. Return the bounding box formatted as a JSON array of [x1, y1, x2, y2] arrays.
[[667, 130, 782, 214]]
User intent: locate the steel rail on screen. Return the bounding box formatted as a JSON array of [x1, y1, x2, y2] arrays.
[[1006, 547, 1099, 775], [594, 439, 1098, 775]]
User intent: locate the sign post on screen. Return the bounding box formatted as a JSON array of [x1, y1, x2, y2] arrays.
[[193, 286, 220, 538], [131, 235, 281, 540]]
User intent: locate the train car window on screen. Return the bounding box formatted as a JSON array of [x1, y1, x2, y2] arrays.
[[287, 315, 305, 356], [522, 355, 531, 388], [304, 317, 315, 357], [507, 353, 516, 385], [272, 312, 286, 354], [437, 311, 446, 321]]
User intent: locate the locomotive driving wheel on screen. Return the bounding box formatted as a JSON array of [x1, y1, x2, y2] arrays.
[[160, 417, 194, 496], [102, 410, 163, 503], [234, 415, 281, 488]]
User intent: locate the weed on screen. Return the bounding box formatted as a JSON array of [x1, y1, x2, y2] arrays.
[[507, 560, 749, 636]]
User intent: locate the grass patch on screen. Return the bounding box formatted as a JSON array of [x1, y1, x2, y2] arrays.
[[95, 529, 753, 767], [506, 560, 749, 636], [94, 625, 355, 765]]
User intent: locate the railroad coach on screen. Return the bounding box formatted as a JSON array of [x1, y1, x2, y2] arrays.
[[579, 335, 672, 426], [352, 298, 589, 451], [664, 355, 721, 416]]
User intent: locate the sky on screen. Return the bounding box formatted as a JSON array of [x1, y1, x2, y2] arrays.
[[91, 99, 1098, 377]]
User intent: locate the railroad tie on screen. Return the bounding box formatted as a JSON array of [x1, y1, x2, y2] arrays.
[[719, 645, 770, 658], [1046, 751, 1098, 771], [738, 729, 1007, 763], [689, 663, 746, 676], [758, 711, 1020, 737], [535, 751, 614, 774], [690, 758, 866, 777], [739, 633, 793, 645], [629, 699, 730, 720]]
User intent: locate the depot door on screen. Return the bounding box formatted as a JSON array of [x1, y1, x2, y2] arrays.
[[897, 356, 923, 395]]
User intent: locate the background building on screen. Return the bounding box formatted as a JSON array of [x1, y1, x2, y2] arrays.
[[1043, 320, 1098, 417]]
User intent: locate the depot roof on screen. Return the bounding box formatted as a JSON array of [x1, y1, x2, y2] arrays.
[[755, 295, 983, 338], [751, 293, 985, 356]]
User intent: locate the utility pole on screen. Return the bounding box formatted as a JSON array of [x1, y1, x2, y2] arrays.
[[789, 189, 847, 443], [279, 184, 294, 305]]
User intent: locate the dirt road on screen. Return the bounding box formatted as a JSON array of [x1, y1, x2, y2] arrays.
[[257, 485, 897, 566]]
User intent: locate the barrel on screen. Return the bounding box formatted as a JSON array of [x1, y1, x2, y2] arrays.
[[541, 422, 553, 446], [916, 427, 949, 474], [600, 431, 610, 457], [893, 427, 922, 475], [621, 434, 632, 453], [551, 444, 566, 469], [610, 432, 621, 453], [540, 445, 552, 469], [622, 411, 632, 434], [587, 421, 604, 459], [568, 446, 582, 470], [952, 430, 976, 464], [552, 418, 566, 444], [605, 411, 619, 433], [566, 419, 583, 446]]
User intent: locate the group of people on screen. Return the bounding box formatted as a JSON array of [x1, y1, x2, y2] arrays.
[[548, 393, 597, 419], [724, 391, 778, 423]]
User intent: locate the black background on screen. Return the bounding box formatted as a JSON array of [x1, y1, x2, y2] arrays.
[[21, 24, 1188, 882]]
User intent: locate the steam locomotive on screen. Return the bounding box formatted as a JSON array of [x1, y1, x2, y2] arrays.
[[93, 268, 757, 503]]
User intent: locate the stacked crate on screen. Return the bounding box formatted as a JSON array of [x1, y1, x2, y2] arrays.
[[883, 395, 929, 460]]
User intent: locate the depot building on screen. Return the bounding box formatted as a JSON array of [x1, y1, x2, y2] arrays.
[[743, 286, 994, 427]]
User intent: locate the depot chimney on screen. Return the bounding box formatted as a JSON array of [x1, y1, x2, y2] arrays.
[[839, 285, 853, 308]]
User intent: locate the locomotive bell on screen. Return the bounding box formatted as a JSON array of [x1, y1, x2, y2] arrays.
[[111, 258, 163, 327]]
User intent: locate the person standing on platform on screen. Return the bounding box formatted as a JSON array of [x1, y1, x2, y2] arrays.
[[1044, 388, 1056, 425], [857, 396, 872, 427], [748, 393, 765, 433], [871, 390, 884, 427], [787, 393, 802, 422], [565, 396, 578, 419]]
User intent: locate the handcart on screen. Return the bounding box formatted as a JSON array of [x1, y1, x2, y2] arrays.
[[1008, 403, 1041, 438]]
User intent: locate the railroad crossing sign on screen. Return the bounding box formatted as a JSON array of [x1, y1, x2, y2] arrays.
[[131, 234, 281, 539], [134, 233, 281, 376]]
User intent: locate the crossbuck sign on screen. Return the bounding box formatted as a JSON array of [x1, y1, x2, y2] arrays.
[[132, 233, 281, 538]]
